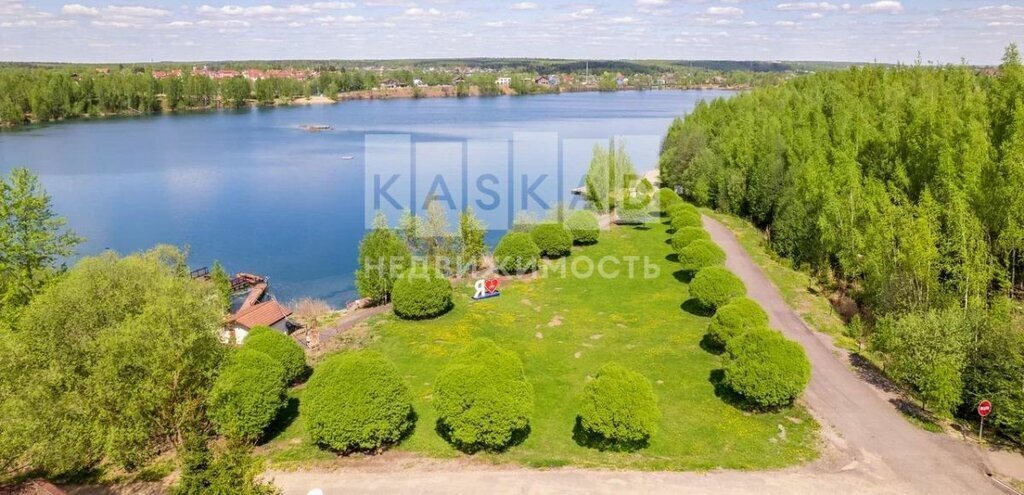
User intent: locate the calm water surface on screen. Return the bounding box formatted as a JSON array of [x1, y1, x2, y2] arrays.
[[0, 90, 732, 305]]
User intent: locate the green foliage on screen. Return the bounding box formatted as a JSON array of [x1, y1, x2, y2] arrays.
[[689, 266, 746, 310], [220, 77, 252, 108], [657, 188, 682, 211], [584, 143, 637, 212], [207, 349, 286, 443], [459, 208, 487, 271], [676, 239, 726, 272], [391, 266, 453, 320], [242, 326, 307, 385], [962, 298, 1024, 442], [615, 195, 652, 225], [670, 209, 703, 231], [666, 202, 698, 219], [872, 309, 972, 415], [355, 214, 411, 304], [493, 232, 541, 274], [723, 330, 811, 408], [565, 210, 600, 245], [171, 439, 279, 495], [530, 223, 573, 258], [577, 363, 660, 449], [0, 168, 83, 308], [706, 297, 770, 349], [0, 246, 223, 475], [209, 261, 232, 312], [670, 227, 710, 253], [301, 351, 413, 453], [433, 339, 534, 451]]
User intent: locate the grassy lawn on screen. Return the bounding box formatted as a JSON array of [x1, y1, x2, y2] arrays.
[[703, 211, 855, 351], [260, 219, 819, 471]]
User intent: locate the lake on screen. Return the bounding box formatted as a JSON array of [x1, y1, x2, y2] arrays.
[[0, 90, 732, 306]]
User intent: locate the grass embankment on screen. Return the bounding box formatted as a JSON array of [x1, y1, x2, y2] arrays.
[[260, 219, 818, 471], [702, 211, 854, 351]]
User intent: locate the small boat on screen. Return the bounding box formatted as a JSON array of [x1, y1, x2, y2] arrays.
[[340, 155, 355, 160], [300, 124, 333, 132]]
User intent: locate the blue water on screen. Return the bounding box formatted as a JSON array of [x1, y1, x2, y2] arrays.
[[0, 90, 732, 306]]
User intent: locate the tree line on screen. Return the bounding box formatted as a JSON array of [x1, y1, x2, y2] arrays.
[[660, 44, 1024, 438]]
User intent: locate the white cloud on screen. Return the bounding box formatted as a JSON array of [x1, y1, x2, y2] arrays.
[[510, 2, 537, 10], [403, 7, 441, 16], [105, 5, 171, 17], [61, 4, 99, 16], [707, 6, 743, 16], [774, 20, 799, 26], [776, 2, 842, 11], [636, 0, 666, 5], [860, 1, 902, 14], [570, 8, 595, 19]]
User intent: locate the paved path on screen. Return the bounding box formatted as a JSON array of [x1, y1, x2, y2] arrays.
[[702, 215, 999, 494]]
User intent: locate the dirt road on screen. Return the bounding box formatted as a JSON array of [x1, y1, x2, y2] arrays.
[[702, 215, 999, 494]]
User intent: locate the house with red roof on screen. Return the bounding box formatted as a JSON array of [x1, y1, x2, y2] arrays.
[[222, 273, 294, 344]]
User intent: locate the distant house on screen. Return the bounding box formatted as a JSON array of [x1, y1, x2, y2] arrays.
[[547, 74, 559, 85], [452, 75, 466, 85], [413, 78, 426, 87], [222, 274, 294, 344], [380, 79, 400, 89], [534, 76, 550, 86], [495, 77, 511, 86]]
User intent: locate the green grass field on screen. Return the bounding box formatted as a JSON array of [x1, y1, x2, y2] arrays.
[[260, 219, 819, 471]]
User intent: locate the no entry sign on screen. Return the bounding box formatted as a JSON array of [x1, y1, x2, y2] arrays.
[[978, 400, 992, 417]]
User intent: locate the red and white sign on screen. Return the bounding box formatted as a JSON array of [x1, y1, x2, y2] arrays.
[[473, 278, 501, 300], [978, 400, 992, 417]]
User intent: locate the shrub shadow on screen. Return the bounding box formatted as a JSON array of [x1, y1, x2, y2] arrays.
[[434, 419, 530, 454], [665, 253, 679, 263], [259, 396, 300, 445], [680, 298, 714, 317], [672, 269, 695, 284], [571, 417, 649, 452], [699, 333, 724, 355]]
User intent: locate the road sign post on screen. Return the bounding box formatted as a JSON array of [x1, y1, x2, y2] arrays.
[[978, 400, 992, 440]]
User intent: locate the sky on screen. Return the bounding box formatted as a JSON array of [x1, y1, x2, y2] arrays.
[[0, 0, 1022, 64]]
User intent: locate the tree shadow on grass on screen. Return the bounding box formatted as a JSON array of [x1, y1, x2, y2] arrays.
[[699, 333, 725, 355], [571, 417, 649, 452], [665, 253, 679, 263], [672, 269, 695, 284], [681, 298, 714, 317], [259, 396, 301, 445], [435, 420, 530, 454]]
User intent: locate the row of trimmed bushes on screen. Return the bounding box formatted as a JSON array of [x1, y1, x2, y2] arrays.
[[299, 339, 660, 454], [207, 326, 308, 443], [660, 188, 811, 409], [391, 210, 601, 320]]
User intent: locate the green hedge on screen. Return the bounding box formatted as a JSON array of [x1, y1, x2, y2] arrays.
[[670, 227, 710, 253], [392, 266, 453, 319], [723, 330, 811, 408], [615, 197, 650, 225], [493, 232, 541, 274], [530, 223, 573, 258], [666, 202, 698, 219], [301, 351, 414, 453], [657, 188, 682, 211], [434, 339, 534, 451], [670, 210, 703, 231], [706, 297, 770, 349], [577, 363, 660, 449], [677, 239, 726, 272], [207, 349, 287, 443], [565, 210, 600, 245], [689, 266, 746, 310], [242, 326, 307, 384]]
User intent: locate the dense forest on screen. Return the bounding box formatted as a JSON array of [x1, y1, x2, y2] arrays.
[[660, 45, 1024, 439]]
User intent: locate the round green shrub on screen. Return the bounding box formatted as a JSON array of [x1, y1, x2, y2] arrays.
[[689, 266, 746, 310], [530, 223, 573, 258], [392, 266, 452, 319], [207, 349, 287, 443], [723, 330, 811, 408], [706, 297, 770, 349], [670, 210, 702, 231], [434, 339, 534, 451], [677, 239, 726, 272], [301, 350, 414, 453], [565, 210, 600, 245], [493, 232, 541, 274], [577, 363, 660, 449], [615, 197, 650, 225], [657, 188, 682, 211], [666, 202, 698, 219], [243, 326, 307, 384], [670, 227, 710, 253]]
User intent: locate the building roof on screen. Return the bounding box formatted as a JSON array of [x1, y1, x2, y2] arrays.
[[234, 300, 292, 330]]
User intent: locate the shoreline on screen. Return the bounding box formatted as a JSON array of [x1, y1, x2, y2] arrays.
[[0, 84, 745, 130]]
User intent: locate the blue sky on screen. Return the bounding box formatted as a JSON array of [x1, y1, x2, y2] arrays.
[[0, 0, 1021, 64]]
